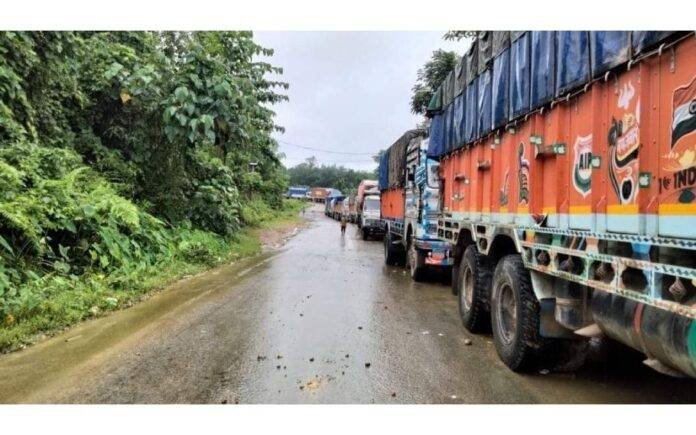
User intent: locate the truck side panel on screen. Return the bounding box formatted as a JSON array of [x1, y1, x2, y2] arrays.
[[442, 155, 455, 213], [657, 37, 696, 238], [437, 37, 696, 300], [381, 188, 405, 220]]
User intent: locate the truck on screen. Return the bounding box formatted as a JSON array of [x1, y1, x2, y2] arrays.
[[378, 130, 453, 280], [308, 187, 330, 203], [286, 186, 308, 199], [427, 31, 696, 377], [324, 189, 343, 217], [331, 197, 345, 220], [347, 196, 357, 223], [356, 180, 383, 240], [341, 196, 354, 222]]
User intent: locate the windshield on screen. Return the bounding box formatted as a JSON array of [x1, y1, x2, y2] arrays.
[[364, 198, 380, 211], [426, 159, 440, 189]]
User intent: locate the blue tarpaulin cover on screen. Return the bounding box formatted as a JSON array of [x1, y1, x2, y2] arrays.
[[478, 69, 492, 137], [509, 32, 531, 120], [452, 93, 464, 149], [427, 113, 445, 158], [492, 48, 510, 129], [455, 92, 466, 150], [443, 103, 452, 153], [530, 31, 555, 109], [464, 80, 478, 143], [378, 149, 390, 190], [590, 31, 630, 77], [555, 31, 590, 96], [632, 31, 677, 54]]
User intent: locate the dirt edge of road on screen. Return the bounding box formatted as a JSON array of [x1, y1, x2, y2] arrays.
[[0, 211, 310, 403], [1, 210, 309, 356], [257, 216, 311, 252]]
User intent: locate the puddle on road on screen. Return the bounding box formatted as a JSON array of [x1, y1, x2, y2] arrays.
[[0, 252, 277, 403]]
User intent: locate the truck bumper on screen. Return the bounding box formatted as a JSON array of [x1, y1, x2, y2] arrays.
[[415, 239, 453, 267], [363, 224, 385, 235]]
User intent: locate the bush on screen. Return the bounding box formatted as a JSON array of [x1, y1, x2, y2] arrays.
[[0, 31, 292, 352], [175, 228, 227, 266]]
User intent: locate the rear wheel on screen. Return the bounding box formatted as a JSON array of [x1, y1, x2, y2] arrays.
[[362, 229, 369, 241], [490, 254, 548, 372], [407, 234, 426, 281], [457, 245, 492, 333], [384, 231, 400, 266]]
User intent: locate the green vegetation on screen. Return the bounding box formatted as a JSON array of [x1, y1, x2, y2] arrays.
[[0, 31, 293, 352], [0, 199, 305, 352], [286, 157, 375, 194], [410, 49, 457, 115]]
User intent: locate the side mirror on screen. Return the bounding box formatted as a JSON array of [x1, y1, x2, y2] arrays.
[[407, 173, 414, 182]]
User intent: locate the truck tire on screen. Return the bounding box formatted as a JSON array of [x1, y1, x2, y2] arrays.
[[362, 228, 369, 241], [490, 254, 549, 372], [384, 231, 400, 266], [457, 245, 492, 333], [407, 234, 426, 282]]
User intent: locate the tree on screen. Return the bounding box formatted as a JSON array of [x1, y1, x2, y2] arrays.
[[0, 31, 290, 325], [286, 160, 375, 195], [443, 31, 479, 41], [410, 49, 458, 115]]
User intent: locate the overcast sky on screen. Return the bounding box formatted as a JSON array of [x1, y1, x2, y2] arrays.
[[254, 32, 468, 172]]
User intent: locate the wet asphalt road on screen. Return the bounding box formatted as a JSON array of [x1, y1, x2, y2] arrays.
[[1, 204, 696, 404]]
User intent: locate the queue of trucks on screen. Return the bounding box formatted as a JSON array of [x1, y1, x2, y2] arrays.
[[336, 31, 696, 378]]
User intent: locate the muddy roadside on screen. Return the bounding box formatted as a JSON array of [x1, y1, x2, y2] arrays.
[[0, 211, 310, 403]]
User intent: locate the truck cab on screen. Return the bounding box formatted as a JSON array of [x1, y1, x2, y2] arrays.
[[359, 192, 383, 240], [403, 136, 452, 280]]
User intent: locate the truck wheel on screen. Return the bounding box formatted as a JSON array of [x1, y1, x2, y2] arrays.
[[407, 235, 426, 282], [490, 254, 548, 372], [457, 245, 492, 333], [362, 229, 369, 241], [384, 231, 399, 266]]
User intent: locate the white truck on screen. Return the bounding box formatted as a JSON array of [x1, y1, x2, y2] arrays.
[[356, 180, 383, 240]]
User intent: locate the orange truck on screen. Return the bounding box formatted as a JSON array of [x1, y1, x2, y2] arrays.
[[428, 31, 696, 377]]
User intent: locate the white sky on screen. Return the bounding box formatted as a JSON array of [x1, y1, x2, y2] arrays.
[[254, 32, 469, 172]]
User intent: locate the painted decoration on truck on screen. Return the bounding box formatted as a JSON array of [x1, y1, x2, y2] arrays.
[[660, 75, 696, 204], [518, 142, 530, 206], [608, 81, 640, 204], [572, 134, 593, 198], [499, 169, 510, 206]]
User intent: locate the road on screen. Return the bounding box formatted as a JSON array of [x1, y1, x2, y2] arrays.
[[1, 204, 695, 404]]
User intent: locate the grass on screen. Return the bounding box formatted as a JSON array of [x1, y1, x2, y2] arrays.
[[0, 199, 307, 353]]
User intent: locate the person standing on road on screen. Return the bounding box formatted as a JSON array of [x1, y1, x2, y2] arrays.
[[340, 212, 347, 235]]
